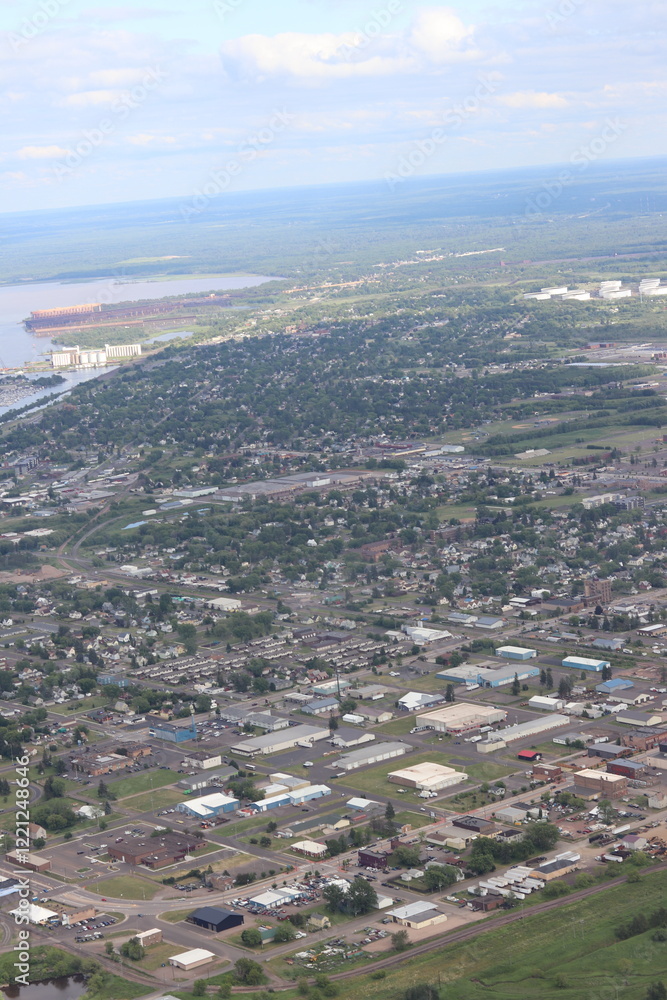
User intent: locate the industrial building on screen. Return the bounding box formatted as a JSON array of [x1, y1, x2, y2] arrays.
[[169, 949, 216, 971], [6, 851, 51, 872], [231, 724, 329, 756], [483, 714, 570, 748], [616, 709, 665, 727], [50, 343, 141, 368], [330, 728, 376, 750], [181, 750, 223, 770], [528, 696, 564, 712], [388, 761, 467, 792], [249, 784, 331, 812], [149, 719, 197, 743], [561, 656, 610, 673], [596, 678, 634, 696], [496, 646, 537, 661], [187, 907, 244, 933], [573, 768, 627, 799], [358, 848, 388, 869], [176, 792, 239, 819], [333, 741, 411, 771], [435, 663, 539, 688], [387, 902, 447, 929], [136, 928, 162, 946], [177, 766, 237, 792], [398, 691, 444, 711], [417, 703, 506, 733], [291, 840, 328, 857]]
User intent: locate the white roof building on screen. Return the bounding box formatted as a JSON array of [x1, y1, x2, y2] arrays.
[[9, 903, 58, 924]]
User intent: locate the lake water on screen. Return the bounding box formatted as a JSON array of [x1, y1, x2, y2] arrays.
[[2, 975, 87, 1000], [0, 273, 274, 369], [0, 273, 273, 414]]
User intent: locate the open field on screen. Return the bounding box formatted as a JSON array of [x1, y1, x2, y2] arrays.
[[342, 751, 514, 800], [122, 788, 184, 812], [159, 907, 196, 923], [109, 770, 180, 798], [314, 869, 667, 1000], [88, 874, 161, 899]]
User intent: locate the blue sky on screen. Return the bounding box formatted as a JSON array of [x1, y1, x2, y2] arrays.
[[0, 0, 663, 211]]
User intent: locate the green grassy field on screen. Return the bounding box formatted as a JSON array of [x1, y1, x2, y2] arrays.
[[324, 870, 667, 1000], [122, 787, 184, 812], [159, 907, 196, 923], [343, 749, 515, 800], [110, 769, 180, 798], [88, 874, 161, 900]]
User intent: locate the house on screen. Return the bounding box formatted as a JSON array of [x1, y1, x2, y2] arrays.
[[307, 914, 331, 931]]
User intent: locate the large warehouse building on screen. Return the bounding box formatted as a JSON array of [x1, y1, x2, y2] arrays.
[[333, 741, 411, 772], [496, 646, 538, 661], [573, 768, 628, 799], [388, 761, 467, 791], [436, 663, 539, 688], [417, 703, 506, 733], [249, 784, 331, 812], [232, 724, 329, 756], [187, 907, 244, 933], [169, 949, 215, 971], [176, 792, 239, 819], [562, 656, 610, 673], [482, 714, 570, 749]]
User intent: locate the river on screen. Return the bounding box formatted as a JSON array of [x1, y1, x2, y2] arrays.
[[0, 272, 274, 415], [2, 975, 87, 1000]]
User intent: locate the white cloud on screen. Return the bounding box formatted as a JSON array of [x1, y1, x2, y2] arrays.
[[59, 89, 127, 108], [409, 7, 475, 62], [220, 7, 479, 82], [17, 145, 69, 159], [499, 91, 570, 109]]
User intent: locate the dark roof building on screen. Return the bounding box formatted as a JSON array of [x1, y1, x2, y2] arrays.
[[187, 907, 244, 933]]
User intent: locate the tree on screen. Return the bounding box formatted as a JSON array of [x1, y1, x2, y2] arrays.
[[392, 929, 410, 952], [120, 937, 145, 961], [546, 667, 553, 688], [445, 683, 456, 703], [598, 798, 616, 824], [385, 800, 395, 821], [322, 883, 347, 913], [646, 985, 667, 1000], [0, 778, 9, 798], [346, 877, 377, 915], [234, 958, 264, 985], [218, 984, 231, 999], [43, 776, 66, 800], [423, 865, 457, 892], [511, 673, 521, 697], [328, 714, 339, 732], [392, 845, 421, 868], [274, 923, 295, 943], [241, 928, 262, 947], [404, 986, 439, 1000], [192, 981, 207, 997]]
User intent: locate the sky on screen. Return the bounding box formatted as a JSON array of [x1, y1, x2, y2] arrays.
[[0, 0, 665, 212]]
